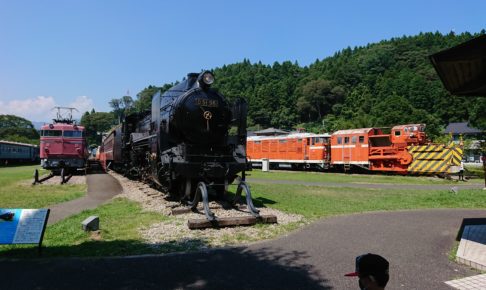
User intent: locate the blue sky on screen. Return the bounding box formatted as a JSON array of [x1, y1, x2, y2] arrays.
[[0, 0, 484, 121]]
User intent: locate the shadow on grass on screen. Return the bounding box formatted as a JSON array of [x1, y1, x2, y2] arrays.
[[254, 196, 277, 206], [0, 241, 331, 290], [222, 190, 277, 208], [0, 238, 207, 259]]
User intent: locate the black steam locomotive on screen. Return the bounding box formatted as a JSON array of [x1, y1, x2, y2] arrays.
[[101, 71, 259, 221]]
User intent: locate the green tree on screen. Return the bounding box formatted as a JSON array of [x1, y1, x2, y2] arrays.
[[297, 79, 344, 122], [134, 83, 174, 112], [469, 97, 486, 130], [110, 95, 135, 122], [0, 114, 39, 144], [80, 112, 116, 146], [129, 31, 483, 135]]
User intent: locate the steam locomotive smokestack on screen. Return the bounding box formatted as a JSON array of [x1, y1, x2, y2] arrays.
[[186, 73, 199, 89]]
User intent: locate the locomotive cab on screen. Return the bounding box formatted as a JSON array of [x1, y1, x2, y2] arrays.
[[40, 123, 88, 171], [391, 124, 427, 145]]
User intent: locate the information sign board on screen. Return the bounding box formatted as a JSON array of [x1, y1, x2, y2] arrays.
[[0, 208, 50, 245]]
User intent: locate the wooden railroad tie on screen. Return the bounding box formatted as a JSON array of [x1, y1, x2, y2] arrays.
[[187, 215, 277, 230], [171, 204, 247, 215]]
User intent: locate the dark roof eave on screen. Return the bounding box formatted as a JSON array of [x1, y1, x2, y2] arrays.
[[429, 34, 486, 96]]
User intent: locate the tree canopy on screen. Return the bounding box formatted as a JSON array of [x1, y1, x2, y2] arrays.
[[0, 114, 39, 144], [86, 31, 485, 146], [210, 31, 485, 138], [80, 111, 117, 146]]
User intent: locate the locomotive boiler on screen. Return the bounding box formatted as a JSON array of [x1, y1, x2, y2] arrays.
[[101, 71, 266, 223]]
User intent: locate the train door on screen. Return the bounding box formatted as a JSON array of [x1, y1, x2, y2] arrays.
[[357, 135, 366, 162], [304, 138, 310, 160], [352, 135, 360, 161], [296, 138, 303, 160], [343, 135, 352, 170]]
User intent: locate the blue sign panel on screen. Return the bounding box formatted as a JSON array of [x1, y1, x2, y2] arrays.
[[0, 209, 22, 244], [0, 208, 49, 245]]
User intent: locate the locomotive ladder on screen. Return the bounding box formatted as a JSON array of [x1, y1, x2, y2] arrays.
[[185, 179, 277, 229]]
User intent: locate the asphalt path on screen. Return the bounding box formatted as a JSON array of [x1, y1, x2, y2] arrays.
[[247, 177, 484, 190], [1, 209, 485, 289], [47, 173, 122, 224]]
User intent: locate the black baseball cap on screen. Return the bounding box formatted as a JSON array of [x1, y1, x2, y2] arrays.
[[345, 253, 389, 285]]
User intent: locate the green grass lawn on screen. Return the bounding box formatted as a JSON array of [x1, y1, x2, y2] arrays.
[[1, 165, 484, 258], [466, 165, 485, 179], [0, 165, 86, 208], [0, 198, 169, 258], [248, 169, 483, 184], [246, 183, 486, 219]]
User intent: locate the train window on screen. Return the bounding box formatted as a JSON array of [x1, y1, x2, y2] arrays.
[[344, 137, 349, 144], [359, 136, 365, 143], [351, 136, 357, 144], [394, 130, 401, 136], [297, 139, 302, 142], [337, 137, 342, 144], [279, 139, 287, 143], [63, 131, 83, 137], [42, 130, 62, 137], [404, 127, 409, 133], [254, 141, 261, 144]]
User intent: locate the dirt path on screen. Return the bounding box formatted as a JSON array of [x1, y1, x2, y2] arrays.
[[47, 173, 122, 224]]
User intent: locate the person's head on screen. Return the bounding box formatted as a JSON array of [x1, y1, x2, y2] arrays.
[[345, 253, 389, 290]]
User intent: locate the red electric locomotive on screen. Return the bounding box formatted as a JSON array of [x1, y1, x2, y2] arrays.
[[39, 107, 88, 176]]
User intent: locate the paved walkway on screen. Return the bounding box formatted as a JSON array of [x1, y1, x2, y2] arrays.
[[446, 274, 486, 289], [2, 209, 485, 289], [247, 177, 484, 190], [47, 173, 122, 224]]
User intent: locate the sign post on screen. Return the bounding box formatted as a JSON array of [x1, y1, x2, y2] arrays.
[[0, 208, 50, 254]]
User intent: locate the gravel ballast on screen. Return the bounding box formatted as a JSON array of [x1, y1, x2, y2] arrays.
[[109, 171, 305, 249]]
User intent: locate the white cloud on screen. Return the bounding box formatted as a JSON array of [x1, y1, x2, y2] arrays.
[[69, 96, 95, 118], [0, 96, 95, 122]]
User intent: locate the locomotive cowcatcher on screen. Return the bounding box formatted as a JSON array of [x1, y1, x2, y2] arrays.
[[101, 71, 272, 225]]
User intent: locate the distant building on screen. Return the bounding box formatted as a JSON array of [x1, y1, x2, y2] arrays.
[[464, 140, 484, 163], [444, 122, 484, 163], [444, 122, 483, 141], [253, 127, 289, 136]]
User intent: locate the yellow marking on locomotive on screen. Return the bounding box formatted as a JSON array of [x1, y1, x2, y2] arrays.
[[407, 144, 463, 175]]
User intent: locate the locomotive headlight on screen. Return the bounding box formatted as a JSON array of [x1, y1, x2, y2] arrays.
[[198, 71, 215, 87], [203, 72, 214, 85]]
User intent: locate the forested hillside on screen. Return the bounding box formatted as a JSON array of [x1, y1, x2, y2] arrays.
[[120, 31, 486, 139], [0, 115, 39, 145]]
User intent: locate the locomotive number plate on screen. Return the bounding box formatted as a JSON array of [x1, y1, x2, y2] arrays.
[[195, 98, 218, 107]]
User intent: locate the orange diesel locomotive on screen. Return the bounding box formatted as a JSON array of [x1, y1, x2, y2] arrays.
[[247, 124, 462, 175], [247, 132, 331, 170]]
